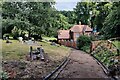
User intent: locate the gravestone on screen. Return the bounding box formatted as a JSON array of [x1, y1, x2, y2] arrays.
[[18, 37, 23, 44], [29, 46, 45, 61], [38, 47, 45, 61], [27, 40, 34, 45], [50, 42, 56, 46]]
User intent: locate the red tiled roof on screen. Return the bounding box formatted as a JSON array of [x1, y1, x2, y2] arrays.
[[57, 25, 92, 39], [85, 25, 93, 31], [70, 25, 92, 32], [58, 30, 70, 39]]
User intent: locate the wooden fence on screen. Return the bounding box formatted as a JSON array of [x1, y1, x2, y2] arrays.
[[90, 40, 120, 53], [90, 41, 102, 52]]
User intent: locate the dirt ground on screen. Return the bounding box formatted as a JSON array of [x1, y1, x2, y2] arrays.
[[58, 49, 108, 78], [2, 58, 63, 79], [2, 48, 109, 79]]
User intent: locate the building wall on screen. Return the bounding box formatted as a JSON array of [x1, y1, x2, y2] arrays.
[[73, 32, 83, 41], [84, 32, 92, 36], [58, 40, 77, 49], [73, 32, 92, 41]]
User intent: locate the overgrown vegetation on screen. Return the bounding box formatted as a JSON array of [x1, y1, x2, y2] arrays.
[[77, 35, 91, 52], [91, 41, 120, 76], [92, 46, 118, 67], [102, 2, 120, 39], [112, 41, 120, 49]]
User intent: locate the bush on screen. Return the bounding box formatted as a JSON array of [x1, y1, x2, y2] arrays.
[[0, 71, 9, 79], [3, 34, 10, 39], [12, 26, 21, 39], [77, 35, 91, 51], [81, 46, 90, 52]]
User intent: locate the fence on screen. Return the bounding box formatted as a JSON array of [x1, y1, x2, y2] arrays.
[[58, 40, 77, 49], [90, 41, 103, 52]]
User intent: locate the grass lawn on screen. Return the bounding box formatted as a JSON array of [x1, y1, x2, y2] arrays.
[[112, 41, 120, 49], [42, 36, 57, 41], [1, 39, 70, 61]]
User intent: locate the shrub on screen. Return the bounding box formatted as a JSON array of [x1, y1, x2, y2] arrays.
[[81, 46, 90, 52], [90, 35, 96, 41], [77, 35, 91, 51], [0, 71, 9, 79], [3, 34, 10, 39], [12, 26, 22, 39]]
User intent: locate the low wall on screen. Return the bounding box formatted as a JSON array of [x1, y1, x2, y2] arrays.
[[58, 40, 77, 49]]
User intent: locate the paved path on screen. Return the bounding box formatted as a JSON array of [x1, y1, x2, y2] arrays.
[[58, 49, 108, 78]]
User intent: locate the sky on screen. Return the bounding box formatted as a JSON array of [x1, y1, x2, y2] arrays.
[[54, 2, 77, 11], [54, 0, 80, 11]]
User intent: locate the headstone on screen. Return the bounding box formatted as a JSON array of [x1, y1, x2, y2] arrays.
[[28, 46, 45, 61], [50, 42, 56, 46], [38, 47, 45, 61], [25, 34, 28, 38], [27, 40, 33, 45], [18, 37, 23, 44], [31, 38, 35, 43]]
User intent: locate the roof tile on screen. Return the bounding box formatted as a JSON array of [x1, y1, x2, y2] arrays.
[[58, 30, 70, 39]]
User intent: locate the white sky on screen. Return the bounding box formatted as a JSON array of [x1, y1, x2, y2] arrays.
[[54, 2, 78, 11], [54, 0, 81, 11], [54, 0, 118, 11]]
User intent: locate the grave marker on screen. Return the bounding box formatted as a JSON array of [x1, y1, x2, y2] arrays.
[[29, 46, 45, 61]]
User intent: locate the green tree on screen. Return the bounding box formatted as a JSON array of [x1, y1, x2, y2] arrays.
[[102, 2, 120, 39], [56, 14, 70, 29], [74, 2, 92, 25], [2, 2, 57, 37], [93, 2, 113, 31], [74, 2, 113, 32], [2, 1, 71, 38], [59, 11, 76, 24]]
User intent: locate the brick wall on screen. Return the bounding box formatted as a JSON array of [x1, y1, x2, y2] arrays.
[[58, 40, 77, 49]]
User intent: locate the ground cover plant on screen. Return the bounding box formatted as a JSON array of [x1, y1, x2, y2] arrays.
[[112, 41, 120, 49], [91, 41, 120, 76]]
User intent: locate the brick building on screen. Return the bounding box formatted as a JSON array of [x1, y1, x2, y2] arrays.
[[57, 25, 93, 48]]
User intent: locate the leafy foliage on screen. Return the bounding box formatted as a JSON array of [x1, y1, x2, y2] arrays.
[[93, 2, 113, 31], [2, 2, 71, 38], [59, 11, 76, 24], [0, 71, 9, 79], [91, 40, 120, 76], [102, 2, 120, 39], [74, 2, 113, 31], [74, 2, 91, 25], [77, 35, 91, 51]]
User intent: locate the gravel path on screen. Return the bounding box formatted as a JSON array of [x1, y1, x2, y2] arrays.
[[58, 49, 108, 78]]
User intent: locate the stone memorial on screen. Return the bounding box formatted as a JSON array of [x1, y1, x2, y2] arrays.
[[29, 46, 45, 61]]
